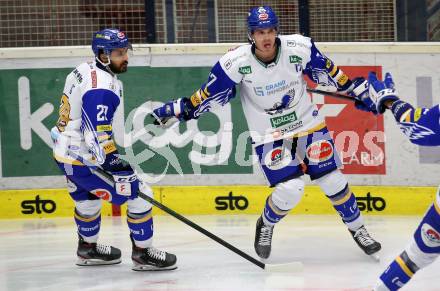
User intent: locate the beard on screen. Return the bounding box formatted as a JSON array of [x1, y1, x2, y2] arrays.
[[109, 61, 128, 74]]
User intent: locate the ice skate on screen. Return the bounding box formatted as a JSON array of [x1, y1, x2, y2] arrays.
[[350, 226, 381, 260], [254, 216, 274, 259], [131, 236, 177, 271], [76, 234, 121, 266]]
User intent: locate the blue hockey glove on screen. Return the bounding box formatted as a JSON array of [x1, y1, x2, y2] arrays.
[[368, 72, 400, 114], [148, 98, 185, 129], [349, 77, 378, 114], [149, 98, 195, 129]]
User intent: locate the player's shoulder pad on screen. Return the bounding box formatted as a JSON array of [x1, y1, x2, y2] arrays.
[[82, 88, 120, 108], [279, 34, 312, 51], [218, 44, 252, 83], [65, 62, 91, 87], [279, 34, 313, 65]]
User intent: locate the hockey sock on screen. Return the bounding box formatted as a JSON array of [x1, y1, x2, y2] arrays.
[[262, 195, 290, 226], [127, 209, 153, 248], [74, 208, 101, 243], [328, 185, 363, 230], [413, 203, 440, 254], [378, 251, 418, 290]]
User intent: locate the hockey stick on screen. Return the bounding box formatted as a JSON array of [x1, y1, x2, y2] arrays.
[[306, 87, 355, 102], [67, 151, 302, 272], [135, 191, 303, 272]]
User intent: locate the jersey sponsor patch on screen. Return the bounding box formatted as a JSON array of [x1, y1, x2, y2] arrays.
[[271, 120, 304, 139], [337, 73, 349, 86], [421, 223, 440, 247], [264, 147, 292, 170], [270, 111, 298, 128], [224, 59, 232, 70], [306, 140, 334, 163], [91, 70, 97, 88], [414, 108, 423, 121], [97, 132, 110, 141], [96, 124, 112, 132], [73, 69, 83, 83], [289, 55, 302, 64], [238, 66, 252, 74], [286, 40, 296, 47], [102, 141, 117, 154]]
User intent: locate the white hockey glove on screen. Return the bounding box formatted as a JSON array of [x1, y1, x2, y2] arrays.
[[349, 77, 378, 115]]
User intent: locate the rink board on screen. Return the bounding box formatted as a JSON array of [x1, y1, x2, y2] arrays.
[[0, 185, 436, 219], [2, 44, 440, 190]]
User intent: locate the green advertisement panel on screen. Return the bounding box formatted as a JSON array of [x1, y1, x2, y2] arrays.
[[0, 67, 253, 177]]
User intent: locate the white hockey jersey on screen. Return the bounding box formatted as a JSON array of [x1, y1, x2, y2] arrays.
[[187, 34, 353, 145], [52, 61, 123, 168]]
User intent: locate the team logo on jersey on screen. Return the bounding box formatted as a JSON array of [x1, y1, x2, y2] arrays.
[[306, 140, 334, 163], [264, 147, 292, 170], [289, 55, 302, 64], [90, 189, 112, 201], [399, 123, 435, 140], [266, 93, 296, 115], [238, 66, 252, 74], [421, 223, 440, 247]]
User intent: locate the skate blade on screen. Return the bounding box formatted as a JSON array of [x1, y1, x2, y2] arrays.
[[369, 253, 380, 262], [132, 263, 177, 271], [76, 258, 121, 266], [264, 261, 303, 272]]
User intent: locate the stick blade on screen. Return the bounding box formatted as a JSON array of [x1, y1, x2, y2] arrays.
[[264, 261, 303, 272]]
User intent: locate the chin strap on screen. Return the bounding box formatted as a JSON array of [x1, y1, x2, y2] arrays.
[[95, 57, 116, 76]]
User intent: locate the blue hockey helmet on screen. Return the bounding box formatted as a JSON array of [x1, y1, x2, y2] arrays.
[[92, 28, 131, 57], [247, 6, 278, 33]]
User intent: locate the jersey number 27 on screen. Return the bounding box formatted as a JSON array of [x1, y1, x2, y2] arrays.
[[97, 105, 108, 121]]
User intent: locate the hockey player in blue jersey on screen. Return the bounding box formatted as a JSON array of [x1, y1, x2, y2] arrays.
[[51, 28, 176, 271], [149, 6, 381, 259], [355, 72, 440, 290]]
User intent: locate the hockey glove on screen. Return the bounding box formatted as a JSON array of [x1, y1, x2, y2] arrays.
[[368, 72, 400, 114], [349, 77, 378, 114], [148, 98, 195, 129]]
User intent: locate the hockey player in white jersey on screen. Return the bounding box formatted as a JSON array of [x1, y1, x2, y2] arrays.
[[150, 6, 381, 259], [355, 72, 440, 290], [51, 28, 176, 271]]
